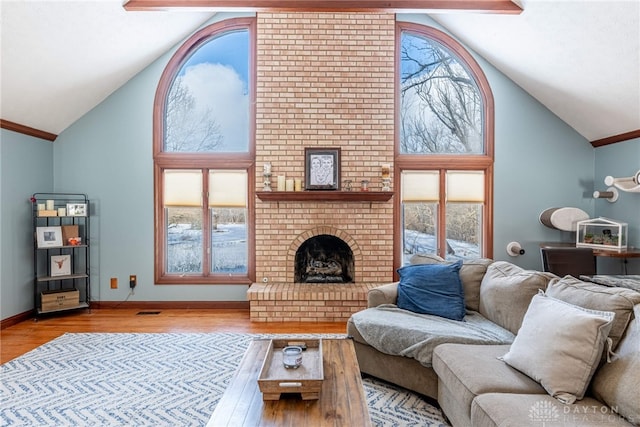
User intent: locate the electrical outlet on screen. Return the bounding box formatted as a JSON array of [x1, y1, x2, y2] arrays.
[[110, 278, 118, 289], [129, 275, 137, 288]]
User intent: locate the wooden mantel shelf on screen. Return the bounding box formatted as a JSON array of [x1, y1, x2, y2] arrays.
[[256, 191, 393, 202]]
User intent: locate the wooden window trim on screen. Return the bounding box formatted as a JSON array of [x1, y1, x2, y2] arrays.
[[153, 17, 257, 160], [153, 17, 256, 285], [394, 22, 495, 276]]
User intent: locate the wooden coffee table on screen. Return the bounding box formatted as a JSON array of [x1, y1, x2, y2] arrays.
[[207, 338, 372, 426]]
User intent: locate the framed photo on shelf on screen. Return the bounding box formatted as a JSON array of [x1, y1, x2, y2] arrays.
[[305, 147, 340, 190], [36, 226, 63, 248], [50, 255, 71, 276], [66, 203, 87, 217]]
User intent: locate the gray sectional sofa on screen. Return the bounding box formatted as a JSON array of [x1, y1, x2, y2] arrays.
[[347, 258, 640, 426]]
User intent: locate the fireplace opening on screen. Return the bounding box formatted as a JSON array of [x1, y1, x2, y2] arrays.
[[294, 234, 354, 283]]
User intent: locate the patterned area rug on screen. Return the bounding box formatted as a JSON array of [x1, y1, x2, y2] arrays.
[[1, 333, 448, 426]]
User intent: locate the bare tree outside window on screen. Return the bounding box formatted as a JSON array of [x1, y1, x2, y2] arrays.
[[400, 33, 483, 155], [398, 27, 490, 263], [164, 77, 224, 152], [156, 22, 253, 283]]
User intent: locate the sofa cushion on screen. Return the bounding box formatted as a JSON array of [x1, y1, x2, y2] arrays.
[[409, 253, 445, 264], [367, 282, 399, 308], [458, 258, 493, 312], [409, 255, 493, 312], [433, 343, 545, 426], [397, 261, 465, 321], [501, 292, 614, 404], [479, 261, 554, 334], [591, 305, 640, 425], [546, 276, 640, 350], [471, 394, 633, 427], [350, 307, 514, 367]]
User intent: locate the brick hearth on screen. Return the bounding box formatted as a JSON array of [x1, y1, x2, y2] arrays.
[[248, 283, 381, 322]]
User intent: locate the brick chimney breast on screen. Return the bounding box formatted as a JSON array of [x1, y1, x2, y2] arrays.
[[251, 12, 396, 321]]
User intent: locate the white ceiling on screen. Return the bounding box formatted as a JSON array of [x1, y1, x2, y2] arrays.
[[1, 0, 639, 142], [0, 0, 214, 136]]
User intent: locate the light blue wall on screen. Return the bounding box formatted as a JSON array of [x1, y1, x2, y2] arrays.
[[52, 13, 253, 305], [0, 129, 53, 319], [3, 13, 638, 320], [594, 138, 640, 274]]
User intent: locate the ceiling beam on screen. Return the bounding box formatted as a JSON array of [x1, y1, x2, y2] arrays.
[[0, 119, 57, 142], [591, 129, 640, 148], [123, 0, 523, 14]]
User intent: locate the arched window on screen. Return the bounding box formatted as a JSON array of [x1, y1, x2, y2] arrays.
[[396, 22, 494, 266], [153, 18, 256, 284]]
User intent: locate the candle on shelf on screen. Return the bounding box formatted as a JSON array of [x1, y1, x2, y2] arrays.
[[37, 203, 45, 211], [263, 163, 271, 175], [381, 164, 391, 179], [277, 175, 286, 191], [57, 208, 66, 217], [46, 200, 54, 210], [294, 178, 302, 191], [285, 179, 294, 192]]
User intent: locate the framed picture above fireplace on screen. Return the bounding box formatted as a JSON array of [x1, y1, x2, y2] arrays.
[[305, 148, 340, 190]]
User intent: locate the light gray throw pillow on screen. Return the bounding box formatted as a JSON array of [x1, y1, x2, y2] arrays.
[[501, 292, 614, 404], [479, 261, 554, 334]]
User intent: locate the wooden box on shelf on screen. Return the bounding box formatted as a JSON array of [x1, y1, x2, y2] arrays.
[[61, 225, 79, 244], [41, 288, 79, 312], [576, 217, 627, 251]]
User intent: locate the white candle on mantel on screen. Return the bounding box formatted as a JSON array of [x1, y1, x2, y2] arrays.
[[277, 175, 286, 191], [285, 179, 294, 192]]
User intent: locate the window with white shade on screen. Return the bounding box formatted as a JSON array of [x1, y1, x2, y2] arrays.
[[154, 18, 255, 284], [397, 22, 494, 264], [401, 170, 485, 263], [164, 170, 204, 274], [162, 170, 248, 277]]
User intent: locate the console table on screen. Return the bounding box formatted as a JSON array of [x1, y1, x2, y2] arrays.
[[540, 242, 640, 258], [540, 242, 640, 274]]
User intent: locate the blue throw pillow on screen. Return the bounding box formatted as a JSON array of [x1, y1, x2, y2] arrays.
[[397, 261, 466, 321]]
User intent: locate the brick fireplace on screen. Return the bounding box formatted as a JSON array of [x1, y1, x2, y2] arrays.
[[249, 12, 396, 322]]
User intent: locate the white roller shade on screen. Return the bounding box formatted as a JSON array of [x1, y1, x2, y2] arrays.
[[209, 170, 247, 207], [164, 170, 202, 207], [401, 171, 439, 202], [447, 171, 485, 202]]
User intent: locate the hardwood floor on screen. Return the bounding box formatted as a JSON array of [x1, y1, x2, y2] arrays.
[[0, 308, 347, 364]]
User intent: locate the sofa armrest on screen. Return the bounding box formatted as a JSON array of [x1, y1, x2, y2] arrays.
[[368, 282, 399, 307]]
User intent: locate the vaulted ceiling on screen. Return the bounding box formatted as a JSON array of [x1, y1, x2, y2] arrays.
[[1, 0, 638, 144]]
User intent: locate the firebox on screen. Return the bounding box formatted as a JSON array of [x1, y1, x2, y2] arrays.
[[294, 234, 354, 283]]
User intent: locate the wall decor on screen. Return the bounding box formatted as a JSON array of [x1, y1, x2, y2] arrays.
[[305, 148, 340, 190], [66, 203, 87, 217], [50, 254, 71, 276], [36, 226, 63, 248]]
